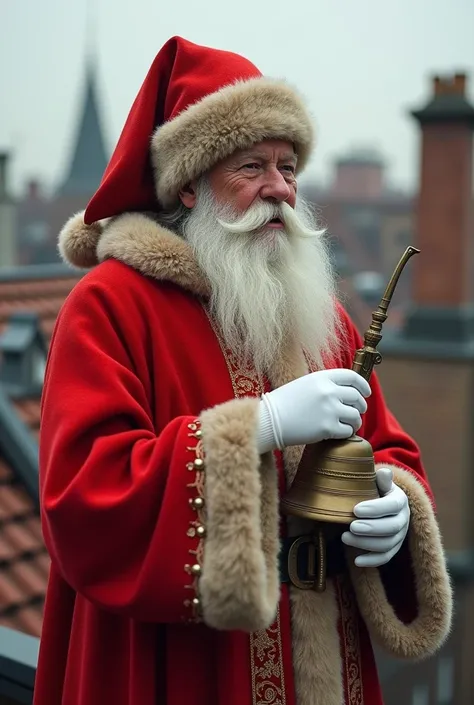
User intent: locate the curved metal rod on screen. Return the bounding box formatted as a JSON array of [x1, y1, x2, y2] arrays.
[[378, 246, 420, 317]]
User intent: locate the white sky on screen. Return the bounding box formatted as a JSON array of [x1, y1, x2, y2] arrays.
[[1, 0, 473, 196]]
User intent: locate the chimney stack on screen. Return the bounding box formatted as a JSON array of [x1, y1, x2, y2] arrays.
[[403, 71, 474, 342], [433, 73, 467, 97], [375, 74, 474, 705]]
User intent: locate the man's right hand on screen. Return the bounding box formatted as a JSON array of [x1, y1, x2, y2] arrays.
[[257, 369, 371, 454]]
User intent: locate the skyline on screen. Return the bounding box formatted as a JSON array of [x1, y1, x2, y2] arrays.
[[1, 0, 474, 196]]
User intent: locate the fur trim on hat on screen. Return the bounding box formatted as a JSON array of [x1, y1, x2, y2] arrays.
[[58, 212, 102, 268], [151, 77, 314, 207]]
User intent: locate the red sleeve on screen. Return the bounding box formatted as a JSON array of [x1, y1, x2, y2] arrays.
[[39, 274, 208, 623], [40, 271, 281, 633]]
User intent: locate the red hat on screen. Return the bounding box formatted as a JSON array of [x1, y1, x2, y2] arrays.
[[85, 36, 314, 223], [59, 36, 314, 267]]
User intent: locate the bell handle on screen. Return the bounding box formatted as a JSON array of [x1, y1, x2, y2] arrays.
[[351, 246, 420, 383]]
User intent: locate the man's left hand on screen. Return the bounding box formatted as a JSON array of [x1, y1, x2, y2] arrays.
[[341, 467, 410, 568]]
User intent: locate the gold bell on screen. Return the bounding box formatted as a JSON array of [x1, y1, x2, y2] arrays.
[[280, 433, 378, 524], [280, 246, 420, 589]]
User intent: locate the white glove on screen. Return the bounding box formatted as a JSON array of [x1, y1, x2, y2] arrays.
[[342, 467, 410, 567], [256, 368, 371, 453]]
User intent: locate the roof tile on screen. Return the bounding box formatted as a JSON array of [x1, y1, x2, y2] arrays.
[[0, 269, 81, 636]]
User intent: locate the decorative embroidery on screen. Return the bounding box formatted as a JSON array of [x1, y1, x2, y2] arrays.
[[183, 419, 206, 622], [336, 575, 364, 705], [250, 609, 286, 705], [202, 304, 287, 705], [203, 307, 263, 398]]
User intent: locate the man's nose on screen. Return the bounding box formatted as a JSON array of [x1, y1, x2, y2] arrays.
[[259, 169, 292, 203]]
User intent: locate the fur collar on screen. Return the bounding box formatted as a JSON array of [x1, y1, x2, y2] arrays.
[[58, 210, 211, 298], [59, 208, 311, 428]]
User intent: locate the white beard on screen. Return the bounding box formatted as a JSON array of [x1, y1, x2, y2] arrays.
[[179, 180, 342, 376]]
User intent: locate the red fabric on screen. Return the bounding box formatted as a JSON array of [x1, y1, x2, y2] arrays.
[[84, 37, 261, 224], [35, 260, 427, 705]]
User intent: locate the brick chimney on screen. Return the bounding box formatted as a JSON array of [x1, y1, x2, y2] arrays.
[[375, 72, 474, 705], [377, 70, 474, 553], [405, 72, 474, 339]]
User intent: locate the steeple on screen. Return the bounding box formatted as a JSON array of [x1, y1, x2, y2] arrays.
[[56, 52, 109, 197]]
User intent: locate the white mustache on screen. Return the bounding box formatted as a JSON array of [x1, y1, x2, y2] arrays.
[[217, 201, 318, 239]]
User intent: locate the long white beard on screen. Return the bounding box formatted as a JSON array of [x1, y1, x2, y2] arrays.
[[180, 180, 342, 376]]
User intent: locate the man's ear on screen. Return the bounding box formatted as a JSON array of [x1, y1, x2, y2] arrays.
[[178, 181, 197, 208]]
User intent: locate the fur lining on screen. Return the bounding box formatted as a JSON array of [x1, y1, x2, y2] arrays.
[[198, 397, 280, 631], [151, 77, 314, 207], [97, 213, 211, 298], [58, 210, 211, 298], [290, 585, 344, 705], [58, 211, 103, 268], [348, 464, 453, 659]]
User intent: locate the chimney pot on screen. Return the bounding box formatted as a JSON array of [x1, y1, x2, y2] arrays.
[[453, 73, 467, 96], [432, 73, 468, 98]]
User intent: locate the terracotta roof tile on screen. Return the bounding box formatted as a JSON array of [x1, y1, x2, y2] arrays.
[[8, 605, 44, 636], [13, 399, 41, 432], [1, 515, 43, 557], [0, 459, 11, 481], [0, 465, 48, 637], [0, 268, 81, 636], [0, 275, 81, 342], [0, 483, 31, 521]]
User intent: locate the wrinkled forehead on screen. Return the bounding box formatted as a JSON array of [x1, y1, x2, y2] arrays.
[[225, 139, 298, 165]]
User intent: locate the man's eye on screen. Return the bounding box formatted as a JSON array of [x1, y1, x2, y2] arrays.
[[241, 163, 261, 170], [281, 165, 296, 173]]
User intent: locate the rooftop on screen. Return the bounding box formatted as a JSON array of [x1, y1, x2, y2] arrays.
[[0, 264, 83, 638]]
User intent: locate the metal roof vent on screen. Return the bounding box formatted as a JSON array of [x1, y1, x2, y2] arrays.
[[0, 311, 47, 398]]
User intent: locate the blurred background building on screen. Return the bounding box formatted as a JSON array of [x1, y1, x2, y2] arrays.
[[0, 14, 473, 705], [13, 58, 109, 267]]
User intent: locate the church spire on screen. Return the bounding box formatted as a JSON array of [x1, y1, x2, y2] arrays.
[[56, 1, 108, 197]]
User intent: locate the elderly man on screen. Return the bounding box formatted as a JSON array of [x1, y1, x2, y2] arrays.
[[35, 36, 452, 705]]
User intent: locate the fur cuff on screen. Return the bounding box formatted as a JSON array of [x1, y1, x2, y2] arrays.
[[151, 77, 314, 208], [348, 465, 453, 659], [198, 397, 280, 632]]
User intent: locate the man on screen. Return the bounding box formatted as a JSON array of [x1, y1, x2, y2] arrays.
[[35, 36, 452, 705]]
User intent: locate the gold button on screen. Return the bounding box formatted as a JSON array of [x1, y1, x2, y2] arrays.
[[196, 525, 206, 538], [191, 564, 201, 575], [194, 458, 204, 469], [192, 597, 200, 607], [189, 497, 204, 509], [195, 429, 202, 438]]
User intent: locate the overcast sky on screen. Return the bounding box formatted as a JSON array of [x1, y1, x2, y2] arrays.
[[1, 0, 473, 196]]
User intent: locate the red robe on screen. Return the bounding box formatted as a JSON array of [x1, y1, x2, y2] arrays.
[[35, 212, 452, 705]]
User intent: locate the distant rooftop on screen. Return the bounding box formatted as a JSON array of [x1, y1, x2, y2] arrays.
[[335, 147, 385, 167]]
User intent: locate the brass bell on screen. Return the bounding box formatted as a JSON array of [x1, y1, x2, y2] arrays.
[[280, 433, 378, 524], [280, 246, 420, 590]]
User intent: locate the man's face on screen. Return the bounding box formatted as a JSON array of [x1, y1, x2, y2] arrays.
[[180, 139, 298, 217], [176, 141, 339, 375]]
